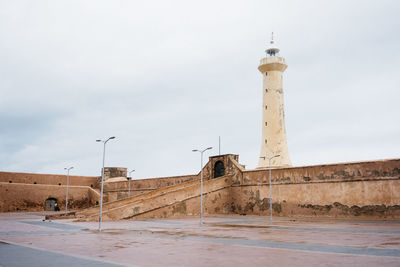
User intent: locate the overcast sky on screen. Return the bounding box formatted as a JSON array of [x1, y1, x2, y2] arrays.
[[1, 0, 399, 178]]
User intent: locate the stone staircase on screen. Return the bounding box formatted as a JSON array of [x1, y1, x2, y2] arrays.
[[66, 174, 233, 221]]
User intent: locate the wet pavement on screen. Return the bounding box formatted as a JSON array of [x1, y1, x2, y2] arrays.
[[0, 212, 399, 266]]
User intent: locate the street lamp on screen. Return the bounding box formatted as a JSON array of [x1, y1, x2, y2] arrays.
[[128, 169, 135, 197], [192, 147, 212, 225], [64, 166, 74, 213], [96, 136, 115, 231], [259, 154, 280, 221]]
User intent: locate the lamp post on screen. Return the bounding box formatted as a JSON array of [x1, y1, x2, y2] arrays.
[[96, 136, 115, 232], [260, 154, 280, 221], [128, 169, 135, 197], [192, 147, 212, 225], [64, 166, 73, 213]]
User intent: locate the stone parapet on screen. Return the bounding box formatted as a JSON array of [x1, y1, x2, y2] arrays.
[[242, 158, 400, 186], [0, 171, 99, 188], [103, 167, 127, 181]]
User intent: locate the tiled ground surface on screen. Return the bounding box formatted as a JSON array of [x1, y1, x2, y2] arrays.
[[0, 212, 399, 266]]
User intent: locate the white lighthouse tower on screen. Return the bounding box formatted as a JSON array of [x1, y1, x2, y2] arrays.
[[258, 34, 291, 168]]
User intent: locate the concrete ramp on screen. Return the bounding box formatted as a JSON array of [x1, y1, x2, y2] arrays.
[[74, 175, 233, 221]]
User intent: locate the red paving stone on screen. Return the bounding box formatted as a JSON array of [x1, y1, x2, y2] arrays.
[[1, 212, 400, 266]]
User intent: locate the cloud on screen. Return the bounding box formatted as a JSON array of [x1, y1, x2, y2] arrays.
[[0, 0, 399, 177]]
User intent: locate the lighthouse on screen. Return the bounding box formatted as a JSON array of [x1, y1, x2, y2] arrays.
[[258, 34, 291, 168]]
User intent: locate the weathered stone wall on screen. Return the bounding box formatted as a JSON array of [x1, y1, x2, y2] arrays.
[[82, 156, 400, 220], [0, 171, 100, 212], [104, 174, 199, 202], [103, 156, 240, 202], [241, 159, 400, 186], [0, 170, 202, 211], [2, 157, 400, 219], [232, 159, 400, 218], [103, 167, 127, 181], [0, 183, 99, 212], [0, 171, 99, 188]]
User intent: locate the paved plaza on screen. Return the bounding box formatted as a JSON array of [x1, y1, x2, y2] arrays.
[[0, 212, 399, 266]]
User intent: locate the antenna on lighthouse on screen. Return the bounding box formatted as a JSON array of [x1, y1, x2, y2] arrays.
[[265, 32, 280, 56]]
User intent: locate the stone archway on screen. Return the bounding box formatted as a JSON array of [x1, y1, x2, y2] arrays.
[[214, 161, 225, 178], [45, 198, 59, 211]]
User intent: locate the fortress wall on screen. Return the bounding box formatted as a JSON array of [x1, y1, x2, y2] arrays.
[[104, 174, 199, 202], [81, 157, 400, 219], [2, 157, 399, 218], [241, 159, 400, 185], [0, 171, 99, 188], [0, 183, 98, 212], [103, 158, 216, 202], [232, 159, 400, 218], [105, 174, 198, 191], [230, 180, 400, 218], [0, 170, 199, 211]]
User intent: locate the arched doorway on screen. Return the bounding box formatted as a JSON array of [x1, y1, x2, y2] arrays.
[[214, 161, 225, 178], [45, 198, 59, 211]]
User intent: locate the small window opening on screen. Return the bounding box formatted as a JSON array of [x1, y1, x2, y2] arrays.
[[265, 89, 268, 93], [9, 181, 12, 183], [95, 201, 99, 205], [34, 182, 37, 184], [90, 184, 93, 188], [265, 122, 268, 126], [58, 183, 61, 186], [265, 72, 268, 76], [265, 105, 267, 110], [265, 139, 268, 144]]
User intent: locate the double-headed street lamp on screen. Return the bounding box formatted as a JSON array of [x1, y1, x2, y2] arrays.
[[64, 166, 74, 213], [96, 136, 115, 232], [192, 147, 212, 225], [128, 169, 135, 197], [260, 154, 280, 221]]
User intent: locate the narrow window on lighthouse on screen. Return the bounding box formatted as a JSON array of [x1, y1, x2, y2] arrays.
[[265, 72, 268, 76], [265, 122, 268, 126], [265, 139, 267, 144], [265, 105, 268, 109], [265, 89, 268, 93]]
